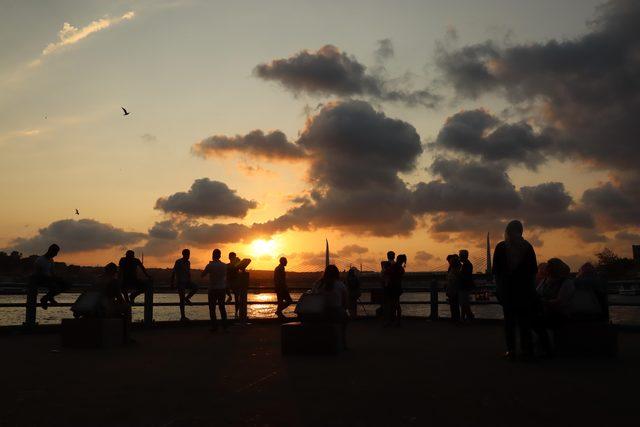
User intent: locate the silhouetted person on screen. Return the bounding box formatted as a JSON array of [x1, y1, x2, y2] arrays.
[[118, 250, 151, 304], [202, 249, 228, 331], [380, 251, 395, 317], [72, 263, 133, 343], [346, 267, 361, 318], [386, 254, 406, 327], [459, 249, 475, 322], [446, 254, 461, 322], [33, 244, 69, 309], [312, 264, 348, 348], [534, 258, 574, 356], [227, 252, 242, 318], [274, 257, 292, 320], [171, 249, 199, 322], [493, 220, 538, 360]]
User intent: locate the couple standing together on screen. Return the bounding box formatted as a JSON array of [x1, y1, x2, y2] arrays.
[[381, 251, 407, 327], [446, 250, 475, 322]]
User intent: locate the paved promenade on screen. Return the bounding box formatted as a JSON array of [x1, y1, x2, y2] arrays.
[[1, 320, 638, 427]]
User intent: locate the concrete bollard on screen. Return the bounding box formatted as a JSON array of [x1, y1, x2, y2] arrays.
[[24, 277, 38, 329], [143, 279, 154, 326], [429, 280, 439, 321]]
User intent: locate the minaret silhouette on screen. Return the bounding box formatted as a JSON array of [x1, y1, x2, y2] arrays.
[[325, 239, 330, 267]]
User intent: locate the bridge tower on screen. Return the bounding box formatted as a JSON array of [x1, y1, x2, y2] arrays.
[[325, 238, 330, 267]]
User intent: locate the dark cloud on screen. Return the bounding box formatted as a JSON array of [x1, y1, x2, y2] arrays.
[[575, 229, 609, 244], [255, 100, 421, 237], [192, 130, 306, 161], [8, 219, 145, 254], [254, 45, 439, 108], [432, 109, 551, 169], [615, 230, 640, 242], [519, 183, 594, 229], [179, 222, 255, 246], [135, 221, 180, 257], [155, 178, 257, 219], [338, 244, 369, 256], [412, 158, 521, 214], [375, 38, 394, 61], [414, 250, 435, 262], [582, 180, 640, 227], [437, 0, 640, 171], [140, 133, 157, 143]]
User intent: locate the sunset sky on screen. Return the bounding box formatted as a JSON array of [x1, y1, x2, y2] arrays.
[[1, 0, 638, 271]]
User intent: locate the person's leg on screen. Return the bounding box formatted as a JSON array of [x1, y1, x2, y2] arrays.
[[238, 288, 248, 321], [449, 295, 460, 322], [216, 290, 227, 329], [129, 279, 145, 304], [208, 289, 218, 330], [503, 305, 516, 355], [185, 282, 198, 302], [178, 285, 187, 320]]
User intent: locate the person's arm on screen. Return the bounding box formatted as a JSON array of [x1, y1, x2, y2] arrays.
[[138, 260, 151, 279], [201, 265, 209, 278], [170, 261, 177, 288]]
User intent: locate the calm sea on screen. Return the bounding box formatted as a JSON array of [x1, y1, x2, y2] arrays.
[[1, 290, 639, 326]]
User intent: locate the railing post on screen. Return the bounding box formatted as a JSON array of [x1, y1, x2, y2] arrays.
[[144, 279, 154, 326], [429, 280, 439, 321], [24, 278, 38, 329]]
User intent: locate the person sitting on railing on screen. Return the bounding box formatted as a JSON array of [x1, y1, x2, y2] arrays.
[[118, 250, 152, 304], [171, 249, 199, 322], [312, 264, 348, 348], [32, 244, 69, 310]]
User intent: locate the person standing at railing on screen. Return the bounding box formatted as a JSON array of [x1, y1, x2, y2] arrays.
[[32, 244, 69, 310], [227, 252, 242, 319], [459, 250, 475, 322], [118, 250, 152, 304], [446, 254, 461, 322], [386, 254, 406, 327], [493, 220, 538, 361], [202, 249, 228, 332], [346, 267, 361, 318], [171, 249, 199, 322], [274, 257, 292, 320]]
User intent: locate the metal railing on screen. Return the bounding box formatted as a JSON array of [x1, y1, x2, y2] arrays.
[[1, 279, 638, 329]]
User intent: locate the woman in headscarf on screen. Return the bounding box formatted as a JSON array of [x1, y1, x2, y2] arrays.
[[492, 220, 538, 360]]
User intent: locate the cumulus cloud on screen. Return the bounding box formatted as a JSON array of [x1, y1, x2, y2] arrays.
[[414, 250, 435, 262], [39, 11, 135, 59], [375, 38, 395, 61], [155, 178, 257, 219], [254, 100, 422, 236], [192, 130, 306, 161], [432, 109, 551, 169], [7, 219, 145, 254], [338, 244, 369, 256], [179, 222, 255, 246], [254, 45, 439, 108]]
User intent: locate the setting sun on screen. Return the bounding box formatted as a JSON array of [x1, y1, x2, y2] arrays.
[[250, 239, 278, 258]]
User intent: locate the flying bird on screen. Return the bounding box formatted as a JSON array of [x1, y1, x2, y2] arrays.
[[121, 107, 130, 116], [75, 209, 80, 215]]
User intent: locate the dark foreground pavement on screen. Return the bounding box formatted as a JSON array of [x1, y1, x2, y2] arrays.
[[0, 319, 638, 427]]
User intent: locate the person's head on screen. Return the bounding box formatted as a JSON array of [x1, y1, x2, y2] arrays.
[[447, 254, 460, 270], [45, 244, 60, 258], [577, 262, 596, 278], [387, 251, 395, 262], [504, 220, 524, 242], [322, 264, 340, 288], [229, 252, 237, 261], [125, 250, 135, 259], [181, 248, 190, 260], [396, 254, 407, 267], [547, 258, 570, 280], [459, 249, 469, 261], [104, 262, 118, 278], [212, 249, 221, 260], [348, 266, 358, 276], [536, 262, 549, 282], [279, 256, 287, 266]]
